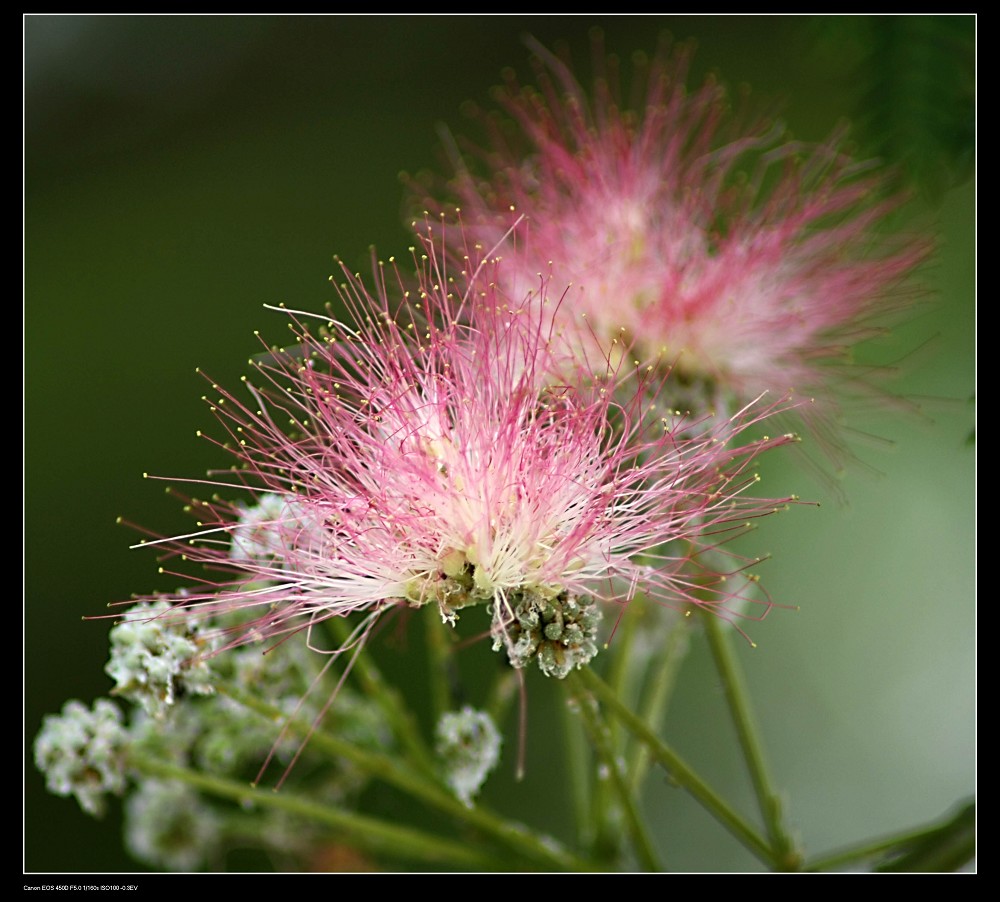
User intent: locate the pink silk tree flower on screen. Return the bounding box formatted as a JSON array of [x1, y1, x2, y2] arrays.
[[132, 223, 801, 679], [423, 37, 931, 471]]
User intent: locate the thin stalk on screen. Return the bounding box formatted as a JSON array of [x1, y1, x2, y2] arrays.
[[487, 665, 528, 782], [806, 829, 937, 873], [590, 600, 639, 853], [129, 753, 500, 870], [424, 612, 454, 724], [569, 676, 663, 872], [701, 611, 801, 870], [628, 613, 691, 795], [606, 593, 640, 727], [220, 683, 590, 872], [577, 665, 778, 869], [805, 802, 976, 873], [327, 617, 438, 779], [561, 688, 593, 849], [484, 668, 519, 729]]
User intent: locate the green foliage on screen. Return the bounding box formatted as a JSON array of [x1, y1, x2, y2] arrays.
[[875, 800, 976, 872], [811, 15, 974, 201]]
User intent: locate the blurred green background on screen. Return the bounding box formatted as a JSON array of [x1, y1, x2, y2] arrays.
[[25, 15, 974, 872]]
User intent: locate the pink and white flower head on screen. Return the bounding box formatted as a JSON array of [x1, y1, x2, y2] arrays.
[[134, 222, 801, 678], [426, 36, 930, 469]]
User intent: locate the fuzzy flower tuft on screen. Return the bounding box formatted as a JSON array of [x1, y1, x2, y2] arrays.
[[436, 707, 503, 807], [131, 223, 801, 678], [124, 779, 224, 871], [34, 699, 129, 817], [105, 600, 217, 718], [424, 36, 930, 466]]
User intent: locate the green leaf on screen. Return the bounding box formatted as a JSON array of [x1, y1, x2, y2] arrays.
[[874, 800, 976, 872]]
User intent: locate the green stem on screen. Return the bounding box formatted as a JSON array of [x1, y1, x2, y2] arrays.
[[628, 613, 691, 795], [129, 753, 500, 870], [576, 665, 778, 869], [327, 617, 438, 779], [806, 829, 937, 873], [484, 668, 519, 729], [805, 801, 975, 873], [424, 612, 454, 724], [220, 683, 590, 872], [606, 593, 639, 729], [568, 676, 663, 872], [700, 611, 801, 870], [561, 685, 593, 849], [591, 600, 638, 852]]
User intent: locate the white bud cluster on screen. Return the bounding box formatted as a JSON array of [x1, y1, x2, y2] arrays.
[[124, 779, 223, 871], [33, 699, 128, 817], [105, 600, 215, 718], [435, 707, 502, 807]]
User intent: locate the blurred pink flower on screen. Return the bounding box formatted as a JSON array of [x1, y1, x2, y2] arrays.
[[426, 36, 930, 468], [134, 223, 800, 676]]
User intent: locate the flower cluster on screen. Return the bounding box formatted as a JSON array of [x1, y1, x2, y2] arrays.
[[132, 223, 799, 678], [34, 599, 394, 869], [34, 699, 129, 817], [31, 29, 954, 874], [435, 707, 503, 807], [429, 37, 929, 463], [104, 599, 216, 718]]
